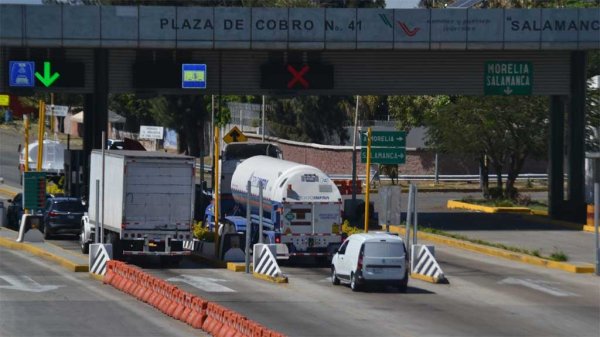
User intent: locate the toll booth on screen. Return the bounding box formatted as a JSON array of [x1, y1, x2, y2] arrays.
[[64, 149, 86, 198]]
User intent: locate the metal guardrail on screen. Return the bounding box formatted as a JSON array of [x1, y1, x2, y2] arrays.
[[195, 163, 547, 182], [328, 173, 548, 182]]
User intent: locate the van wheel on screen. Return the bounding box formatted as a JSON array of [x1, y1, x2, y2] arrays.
[[80, 225, 89, 254], [350, 272, 361, 292], [331, 267, 340, 285]]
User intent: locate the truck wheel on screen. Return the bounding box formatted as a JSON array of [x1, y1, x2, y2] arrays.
[[331, 267, 340, 285], [350, 272, 361, 292], [80, 225, 89, 254]]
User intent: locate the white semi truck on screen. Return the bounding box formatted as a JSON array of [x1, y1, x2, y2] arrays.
[[229, 156, 344, 258], [80, 151, 195, 262]]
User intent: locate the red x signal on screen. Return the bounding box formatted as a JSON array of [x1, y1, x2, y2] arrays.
[[287, 65, 310, 89]]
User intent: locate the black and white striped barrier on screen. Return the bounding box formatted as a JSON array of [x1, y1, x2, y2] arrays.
[[411, 244, 446, 283], [89, 244, 112, 276], [252, 244, 288, 282]]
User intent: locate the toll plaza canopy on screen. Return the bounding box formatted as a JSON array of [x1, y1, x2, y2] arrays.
[[0, 4, 598, 223], [0, 6, 598, 50]]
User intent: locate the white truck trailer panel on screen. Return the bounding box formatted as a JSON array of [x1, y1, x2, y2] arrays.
[[89, 151, 195, 239]]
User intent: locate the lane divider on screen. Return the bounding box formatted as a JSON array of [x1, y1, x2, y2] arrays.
[[102, 260, 286, 337]]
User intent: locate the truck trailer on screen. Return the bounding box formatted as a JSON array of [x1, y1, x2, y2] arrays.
[[80, 151, 195, 262], [228, 156, 344, 257]]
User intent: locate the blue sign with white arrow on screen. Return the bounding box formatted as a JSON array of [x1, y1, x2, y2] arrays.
[[9, 61, 35, 87], [181, 64, 207, 89]]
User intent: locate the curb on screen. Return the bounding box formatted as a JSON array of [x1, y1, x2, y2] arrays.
[[89, 273, 104, 282], [410, 273, 446, 284], [583, 225, 597, 233], [388, 226, 595, 274], [0, 235, 89, 272], [447, 200, 532, 214], [252, 272, 288, 284], [0, 186, 18, 199], [227, 262, 247, 272]]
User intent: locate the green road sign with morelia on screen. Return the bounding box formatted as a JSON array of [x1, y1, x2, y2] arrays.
[[484, 61, 532, 96], [23, 172, 47, 210], [361, 147, 406, 164], [361, 131, 406, 147]]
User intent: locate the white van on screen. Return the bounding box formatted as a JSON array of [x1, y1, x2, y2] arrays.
[[331, 232, 408, 292]]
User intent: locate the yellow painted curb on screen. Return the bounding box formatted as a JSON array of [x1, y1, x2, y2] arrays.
[[388, 226, 595, 274], [410, 273, 441, 284], [0, 236, 89, 272], [89, 273, 104, 282], [447, 200, 532, 214], [252, 272, 288, 284], [583, 225, 596, 233], [0, 187, 18, 198], [227, 262, 247, 272], [530, 209, 549, 216]]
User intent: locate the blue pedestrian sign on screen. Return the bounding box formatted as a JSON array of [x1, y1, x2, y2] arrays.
[[9, 61, 35, 87], [181, 64, 207, 89]]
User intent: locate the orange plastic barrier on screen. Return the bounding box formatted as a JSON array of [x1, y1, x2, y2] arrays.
[[101, 260, 286, 336]]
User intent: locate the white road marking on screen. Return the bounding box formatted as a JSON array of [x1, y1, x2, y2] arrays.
[[499, 277, 578, 297], [167, 275, 236, 293], [0, 275, 63, 293]]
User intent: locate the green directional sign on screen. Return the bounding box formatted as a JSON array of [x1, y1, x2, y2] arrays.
[[361, 131, 406, 147], [34, 61, 60, 87], [361, 147, 406, 164], [23, 172, 47, 210], [484, 61, 532, 96]]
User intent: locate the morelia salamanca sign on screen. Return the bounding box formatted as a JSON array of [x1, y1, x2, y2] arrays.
[[0, 6, 598, 49]]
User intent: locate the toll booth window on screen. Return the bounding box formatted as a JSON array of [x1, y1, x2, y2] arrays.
[[293, 209, 310, 220]]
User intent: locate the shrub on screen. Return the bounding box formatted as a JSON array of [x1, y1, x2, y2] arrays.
[[193, 222, 215, 242], [341, 219, 363, 236]]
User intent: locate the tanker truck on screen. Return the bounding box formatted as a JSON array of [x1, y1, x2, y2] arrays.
[[225, 156, 344, 257]]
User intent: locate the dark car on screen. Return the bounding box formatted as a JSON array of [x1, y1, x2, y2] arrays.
[[41, 197, 85, 239], [6, 193, 53, 230]]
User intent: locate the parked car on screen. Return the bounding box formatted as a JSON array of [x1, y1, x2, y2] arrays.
[[6, 193, 53, 230], [331, 232, 408, 292], [41, 197, 86, 239]]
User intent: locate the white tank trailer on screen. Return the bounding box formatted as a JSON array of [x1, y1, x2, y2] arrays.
[[230, 156, 343, 257]]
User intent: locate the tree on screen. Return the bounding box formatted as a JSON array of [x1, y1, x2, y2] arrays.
[[425, 95, 548, 198], [267, 96, 351, 144]]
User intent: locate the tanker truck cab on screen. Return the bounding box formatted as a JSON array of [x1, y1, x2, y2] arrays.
[[219, 143, 282, 214], [230, 156, 344, 259]]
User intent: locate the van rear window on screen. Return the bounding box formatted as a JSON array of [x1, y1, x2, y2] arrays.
[[364, 242, 405, 257]]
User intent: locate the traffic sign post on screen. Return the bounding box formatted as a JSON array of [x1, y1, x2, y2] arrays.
[[9, 61, 35, 87], [223, 126, 247, 144], [484, 61, 532, 96], [360, 130, 406, 164], [361, 147, 406, 165], [23, 172, 46, 211], [361, 131, 405, 148], [182, 64, 207, 89]]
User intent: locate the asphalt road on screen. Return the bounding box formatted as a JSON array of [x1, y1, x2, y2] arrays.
[[136, 246, 599, 337], [0, 245, 207, 337]]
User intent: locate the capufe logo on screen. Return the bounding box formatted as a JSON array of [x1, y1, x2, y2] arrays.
[[509, 18, 599, 31], [397, 22, 420, 36]]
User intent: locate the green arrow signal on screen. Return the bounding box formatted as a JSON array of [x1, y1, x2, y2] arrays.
[[34, 61, 60, 87]]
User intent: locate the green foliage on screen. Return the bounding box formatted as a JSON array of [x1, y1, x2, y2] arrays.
[[267, 96, 350, 144], [341, 219, 363, 236], [550, 249, 569, 262], [193, 222, 215, 242]]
